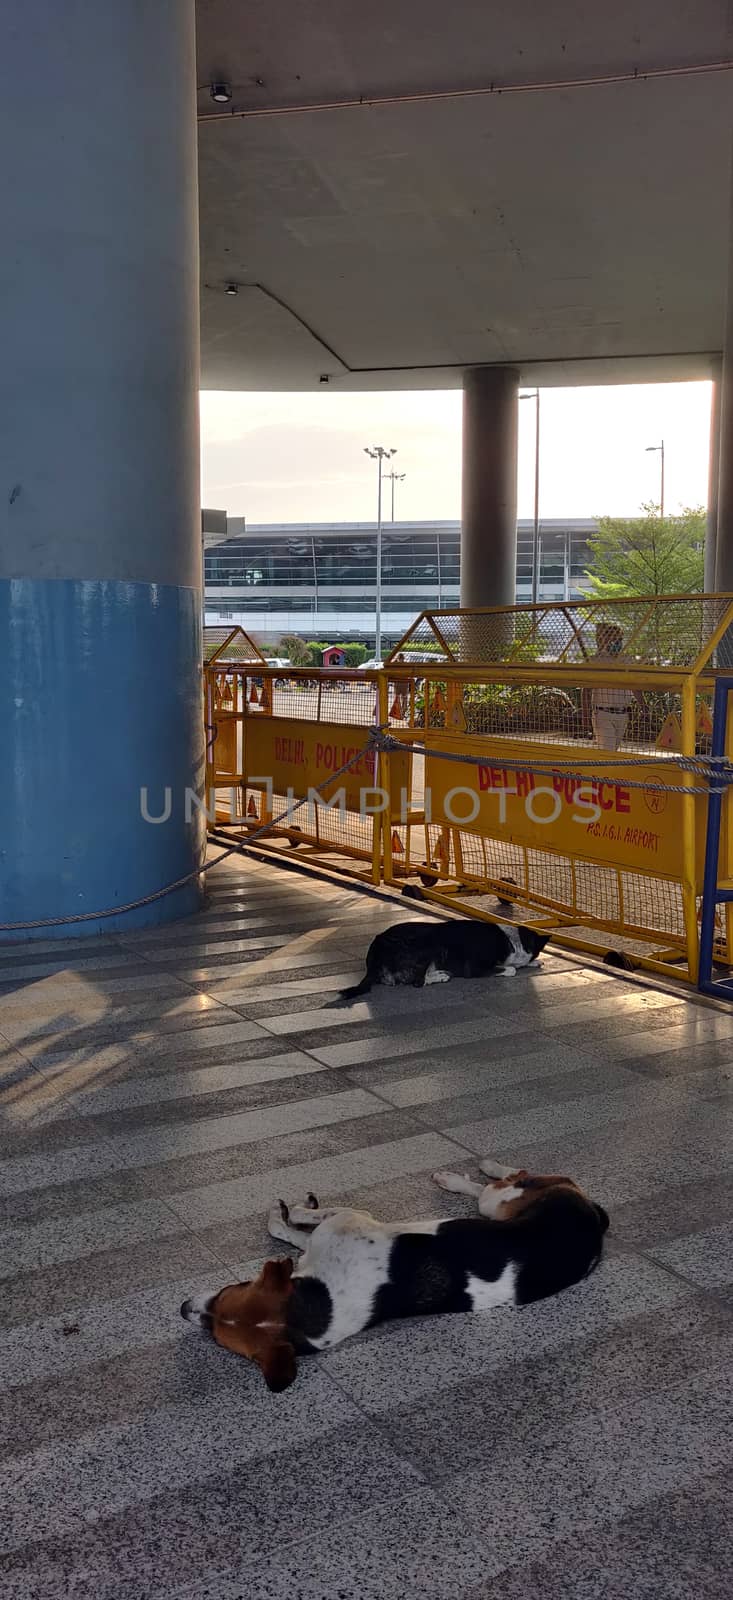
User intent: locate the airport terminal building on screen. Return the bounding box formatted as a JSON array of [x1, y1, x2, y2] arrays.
[[204, 517, 596, 647]]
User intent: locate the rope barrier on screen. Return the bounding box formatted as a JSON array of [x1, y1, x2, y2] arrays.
[[372, 728, 733, 797], [4, 724, 733, 933]]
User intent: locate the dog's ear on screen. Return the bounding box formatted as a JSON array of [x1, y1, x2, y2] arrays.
[[593, 1203, 610, 1235], [260, 1339, 298, 1393], [261, 1257, 294, 1291]]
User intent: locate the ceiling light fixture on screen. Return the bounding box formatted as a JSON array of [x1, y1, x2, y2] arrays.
[[225, 283, 238, 296], [210, 82, 232, 104]]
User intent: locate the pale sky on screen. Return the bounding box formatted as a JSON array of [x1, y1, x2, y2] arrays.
[[200, 380, 713, 525]]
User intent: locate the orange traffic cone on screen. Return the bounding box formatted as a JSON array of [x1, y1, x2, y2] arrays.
[[432, 686, 446, 713], [391, 829, 404, 855], [390, 694, 403, 719], [696, 701, 713, 736], [247, 794, 258, 818], [249, 683, 260, 706], [656, 712, 682, 752], [260, 680, 272, 713], [435, 834, 450, 871], [450, 699, 467, 732]]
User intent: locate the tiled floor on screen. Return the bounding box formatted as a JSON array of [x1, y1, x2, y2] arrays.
[[2, 855, 733, 1599]]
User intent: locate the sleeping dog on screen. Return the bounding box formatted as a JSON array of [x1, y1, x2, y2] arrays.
[[339, 918, 549, 1000], [181, 1160, 609, 1391]]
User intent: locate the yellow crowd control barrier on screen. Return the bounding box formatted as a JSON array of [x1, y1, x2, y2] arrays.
[[380, 594, 733, 983], [203, 596, 733, 984], [204, 660, 411, 884]]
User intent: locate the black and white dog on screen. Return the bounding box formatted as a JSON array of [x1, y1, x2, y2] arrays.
[[339, 918, 550, 1000], [181, 1159, 609, 1391]]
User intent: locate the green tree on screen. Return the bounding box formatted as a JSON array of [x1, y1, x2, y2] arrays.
[[278, 633, 311, 665], [585, 503, 705, 598]]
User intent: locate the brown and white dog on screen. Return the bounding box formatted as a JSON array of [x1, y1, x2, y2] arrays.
[[181, 1157, 609, 1391]]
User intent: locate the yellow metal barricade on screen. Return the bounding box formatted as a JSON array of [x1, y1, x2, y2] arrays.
[[204, 661, 411, 884], [381, 595, 733, 983]]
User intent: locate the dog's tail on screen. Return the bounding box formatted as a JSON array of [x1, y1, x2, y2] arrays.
[[337, 972, 374, 1003]]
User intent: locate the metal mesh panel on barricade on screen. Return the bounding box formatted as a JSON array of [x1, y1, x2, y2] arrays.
[[382, 596, 733, 980], [204, 666, 387, 883], [388, 596, 733, 671]]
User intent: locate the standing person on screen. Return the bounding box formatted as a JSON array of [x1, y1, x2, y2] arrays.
[[582, 623, 645, 751]]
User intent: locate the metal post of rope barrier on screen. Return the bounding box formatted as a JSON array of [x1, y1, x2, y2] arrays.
[[698, 677, 733, 999]]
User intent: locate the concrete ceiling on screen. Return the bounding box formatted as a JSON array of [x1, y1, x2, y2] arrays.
[[195, 1, 733, 390]]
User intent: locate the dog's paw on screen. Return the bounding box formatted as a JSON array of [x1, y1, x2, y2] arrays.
[[268, 1199, 291, 1235], [498, 965, 517, 978], [432, 1169, 470, 1192]]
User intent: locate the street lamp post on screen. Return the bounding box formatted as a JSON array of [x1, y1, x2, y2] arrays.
[[646, 440, 665, 519], [384, 469, 406, 521], [364, 445, 396, 661], [520, 389, 541, 602]]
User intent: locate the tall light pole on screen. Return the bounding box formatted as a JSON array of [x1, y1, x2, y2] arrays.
[[364, 445, 396, 661], [384, 469, 406, 521], [520, 389, 541, 602], [646, 440, 665, 519]]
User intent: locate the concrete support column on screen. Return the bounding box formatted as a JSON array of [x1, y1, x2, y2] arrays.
[[705, 360, 722, 593], [0, 2, 204, 937], [716, 144, 733, 592], [461, 367, 520, 609]]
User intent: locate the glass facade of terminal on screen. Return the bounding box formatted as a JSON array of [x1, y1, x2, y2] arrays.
[[204, 519, 596, 644]]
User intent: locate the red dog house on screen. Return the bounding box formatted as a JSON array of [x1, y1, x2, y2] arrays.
[[322, 645, 347, 667]]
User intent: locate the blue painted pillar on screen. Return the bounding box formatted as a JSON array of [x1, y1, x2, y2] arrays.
[[0, 1, 205, 938]]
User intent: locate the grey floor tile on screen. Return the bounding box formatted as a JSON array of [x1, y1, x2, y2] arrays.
[[23, 1014, 271, 1067], [0, 1166, 158, 1229], [443, 1075, 713, 1155], [29, 1032, 326, 1100], [306, 1012, 518, 1069], [611, 1172, 733, 1249], [627, 1035, 733, 1077], [0, 1228, 225, 1331], [165, 1130, 466, 1230], [144, 1105, 422, 1222], [0, 1274, 224, 1392], [341, 1035, 590, 1092], [0, 1194, 187, 1278], [467, 1467, 733, 1600], [0, 1085, 385, 1195], [321, 1252, 696, 1413], [0, 1320, 268, 1458], [65, 1053, 342, 1123], [223, 971, 362, 1006], [462, 1102, 733, 1206], [0, 1424, 426, 1600], [3, 858, 732, 1600], [649, 1219, 733, 1289], [195, 1142, 472, 1265], [381, 1293, 733, 1480], [402, 1061, 642, 1128], [0, 993, 234, 1047], [0, 1364, 360, 1555], [169, 1487, 493, 1600], [439, 1362, 733, 1585]]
